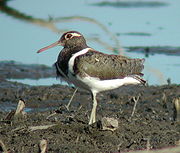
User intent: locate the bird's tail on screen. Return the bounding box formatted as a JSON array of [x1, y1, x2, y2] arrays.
[[132, 75, 147, 86]]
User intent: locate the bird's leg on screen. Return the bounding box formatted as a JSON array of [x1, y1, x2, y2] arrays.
[[89, 91, 97, 125], [65, 88, 78, 111]]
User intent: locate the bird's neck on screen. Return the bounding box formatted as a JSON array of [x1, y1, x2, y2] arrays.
[[64, 44, 89, 54], [55, 44, 89, 76], [58, 44, 89, 64]]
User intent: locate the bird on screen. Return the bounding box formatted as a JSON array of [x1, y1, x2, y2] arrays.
[[37, 31, 146, 125]]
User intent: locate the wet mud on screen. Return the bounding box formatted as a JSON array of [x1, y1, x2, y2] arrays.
[[0, 61, 55, 79], [0, 61, 180, 152]]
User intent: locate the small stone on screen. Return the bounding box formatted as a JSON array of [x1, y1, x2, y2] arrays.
[[101, 117, 118, 131]]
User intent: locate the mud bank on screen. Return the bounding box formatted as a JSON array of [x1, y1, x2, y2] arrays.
[[0, 61, 180, 152], [0, 61, 55, 79], [0, 80, 180, 152]]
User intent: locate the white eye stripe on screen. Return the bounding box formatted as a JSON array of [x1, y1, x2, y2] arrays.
[[65, 32, 82, 40], [70, 33, 81, 37]]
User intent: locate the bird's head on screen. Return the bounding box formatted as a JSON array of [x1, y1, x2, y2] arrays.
[[37, 31, 86, 53]]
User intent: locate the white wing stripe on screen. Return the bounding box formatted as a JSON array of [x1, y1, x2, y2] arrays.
[[68, 48, 90, 74]]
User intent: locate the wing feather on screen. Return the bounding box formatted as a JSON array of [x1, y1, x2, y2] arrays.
[[74, 50, 145, 80]]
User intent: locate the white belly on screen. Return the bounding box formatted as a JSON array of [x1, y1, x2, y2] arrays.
[[67, 47, 141, 93], [69, 73, 141, 93]]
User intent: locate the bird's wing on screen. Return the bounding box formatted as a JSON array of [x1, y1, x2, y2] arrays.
[[73, 50, 145, 80]]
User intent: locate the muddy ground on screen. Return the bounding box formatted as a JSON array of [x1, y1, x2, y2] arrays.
[[0, 61, 180, 153]]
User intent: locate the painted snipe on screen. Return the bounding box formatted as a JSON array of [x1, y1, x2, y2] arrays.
[[37, 31, 146, 125]]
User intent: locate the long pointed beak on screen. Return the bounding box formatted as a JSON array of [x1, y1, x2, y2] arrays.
[[37, 41, 61, 53]]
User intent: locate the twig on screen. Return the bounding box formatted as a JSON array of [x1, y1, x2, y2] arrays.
[[46, 112, 57, 120], [0, 4, 122, 54], [65, 88, 78, 111], [4, 99, 26, 121], [15, 99, 25, 115], [53, 16, 121, 53], [75, 135, 80, 144], [11, 126, 27, 132], [123, 146, 180, 153], [129, 95, 140, 120], [28, 124, 57, 131], [0, 139, 8, 153], [143, 137, 151, 150], [173, 97, 180, 122], [39, 139, 47, 153]]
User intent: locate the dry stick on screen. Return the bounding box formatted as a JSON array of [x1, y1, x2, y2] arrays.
[[1, 4, 164, 82], [11, 126, 27, 132], [88, 37, 116, 52], [4, 99, 26, 121], [65, 88, 78, 111], [144, 137, 151, 150], [66, 105, 83, 121], [0, 5, 122, 54], [0, 139, 8, 153], [124, 146, 180, 153], [54, 16, 121, 53], [39, 139, 47, 153], [46, 88, 78, 119], [173, 97, 180, 122], [15, 99, 25, 115], [146, 138, 151, 150], [75, 135, 80, 144], [71, 105, 83, 119], [46, 112, 57, 120], [130, 95, 140, 120], [28, 124, 57, 132]]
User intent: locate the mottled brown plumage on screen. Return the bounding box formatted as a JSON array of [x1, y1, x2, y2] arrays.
[[74, 49, 145, 80]]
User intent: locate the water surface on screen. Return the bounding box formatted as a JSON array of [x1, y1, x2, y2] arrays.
[[1, 0, 180, 85]]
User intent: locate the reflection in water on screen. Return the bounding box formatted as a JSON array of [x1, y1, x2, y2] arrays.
[[92, 1, 168, 8], [118, 32, 152, 37], [0, 0, 179, 85], [0, 1, 122, 54], [0, 101, 61, 112], [8, 78, 68, 86], [127, 46, 180, 56]]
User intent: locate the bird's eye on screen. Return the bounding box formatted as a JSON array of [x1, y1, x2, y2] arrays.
[[65, 33, 73, 40]]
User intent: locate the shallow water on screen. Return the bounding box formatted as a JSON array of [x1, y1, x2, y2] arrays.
[[8, 78, 67, 86], [0, 101, 62, 112], [1, 0, 180, 85]]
